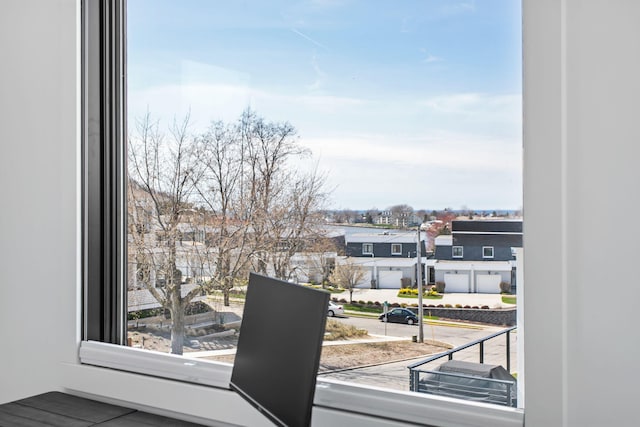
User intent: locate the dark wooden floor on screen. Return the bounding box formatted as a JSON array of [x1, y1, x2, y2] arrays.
[[0, 392, 204, 426]]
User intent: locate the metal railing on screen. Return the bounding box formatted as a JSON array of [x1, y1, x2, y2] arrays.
[[408, 326, 517, 407], [412, 369, 516, 407]]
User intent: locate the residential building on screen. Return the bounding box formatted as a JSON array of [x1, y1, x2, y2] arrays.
[[374, 210, 422, 228], [433, 220, 522, 293], [341, 231, 427, 289]]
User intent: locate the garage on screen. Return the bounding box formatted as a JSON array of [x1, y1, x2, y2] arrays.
[[378, 270, 404, 289], [355, 270, 373, 288], [476, 274, 502, 293], [444, 273, 469, 293]]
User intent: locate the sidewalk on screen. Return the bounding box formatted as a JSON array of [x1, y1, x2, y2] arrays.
[[346, 288, 515, 309]]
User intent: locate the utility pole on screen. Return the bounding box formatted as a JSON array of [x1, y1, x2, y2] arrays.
[[417, 226, 424, 343]]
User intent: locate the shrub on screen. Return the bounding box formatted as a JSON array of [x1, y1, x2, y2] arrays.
[[437, 304, 444, 308], [435, 281, 446, 293], [499, 281, 511, 293], [324, 319, 368, 341], [338, 298, 347, 303], [472, 306, 479, 309], [463, 305, 471, 309], [444, 304, 453, 308], [391, 302, 401, 308], [398, 287, 420, 296], [481, 305, 490, 309], [184, 301, 212, 316], [455, 304, 463, 308], [366, 301, 374, 305]]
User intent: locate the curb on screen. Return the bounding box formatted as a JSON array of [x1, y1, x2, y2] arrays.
[[343, 310, 487, 330]]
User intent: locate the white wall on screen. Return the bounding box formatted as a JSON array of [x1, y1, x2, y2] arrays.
[[0, 0, 80, 400], [524, 1, 640, 425], [1, 1, 640, 426]]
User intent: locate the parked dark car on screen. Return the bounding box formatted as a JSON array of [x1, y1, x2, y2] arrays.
[[378, 308, 418, 325]]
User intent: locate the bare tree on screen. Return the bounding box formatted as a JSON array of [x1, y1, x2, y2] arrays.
[[260, 168, 329, 281], [195, 117, 258, 306], [128, 112, 204, 355], [128, 109, 331, 356], [196, 109, 329, 301], [389, 204, 414, 228], [295, 235, 339, 286], [330, 259, 366, 303]]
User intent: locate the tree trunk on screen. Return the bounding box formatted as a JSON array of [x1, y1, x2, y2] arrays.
[[170, 288, 184, 355], [349, 289, 353, 304], [223, 288, 230, 306]]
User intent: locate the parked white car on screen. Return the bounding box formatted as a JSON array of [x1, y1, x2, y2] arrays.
[[327, 301, 344, 317]]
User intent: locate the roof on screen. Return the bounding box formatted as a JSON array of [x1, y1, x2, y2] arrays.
[[434, 260, 513, 271], [435, 235, 453, 246], [347, 232, 424, 244], [337, 256, 427, 268], [452, 220, 523, 233]]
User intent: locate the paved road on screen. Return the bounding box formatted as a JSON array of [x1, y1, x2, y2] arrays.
[[334, 315, 499, 346], [321, 315, 518, 391]]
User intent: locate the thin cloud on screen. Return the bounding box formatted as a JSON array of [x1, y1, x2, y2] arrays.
[[307, 54, 327, 91], [422, 54, 443, 63], [291, 28, 330, 51], [128, 81, 368, 131], [301, 132, 521, 173], [419, 93, 521, 118], [441, 1, 476, 16]]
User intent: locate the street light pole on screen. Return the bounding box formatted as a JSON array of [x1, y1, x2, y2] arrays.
[[417, 227, 424, 343]]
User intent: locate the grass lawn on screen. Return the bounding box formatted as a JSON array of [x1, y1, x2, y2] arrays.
[[502, 295, 517, 304], [343, 304, 383, 314], [398, 293, 443, 300]]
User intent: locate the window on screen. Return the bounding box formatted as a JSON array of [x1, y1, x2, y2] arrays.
[[83, 0, 523, 424], [452, 246, 464, 258], [483, 246, 495, 258]]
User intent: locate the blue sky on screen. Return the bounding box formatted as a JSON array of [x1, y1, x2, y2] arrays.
[[127, 0, 522, 211]]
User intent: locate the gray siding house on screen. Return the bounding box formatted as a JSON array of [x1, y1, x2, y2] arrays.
[[433, 220, 522, 293], [340, 231, 427, 289]]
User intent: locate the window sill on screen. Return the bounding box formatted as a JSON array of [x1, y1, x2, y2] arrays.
[[79, 341, 524, 427]]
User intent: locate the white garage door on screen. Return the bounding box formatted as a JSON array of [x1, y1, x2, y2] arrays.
[[444, 273, 469, 293], [476, 274, 502, 293], [379, 270, 404, 289]]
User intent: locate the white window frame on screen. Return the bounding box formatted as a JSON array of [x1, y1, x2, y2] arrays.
[[452, 246, 464, 258], [391, 243, 402, 255], [483, 246, 495, 259], [362, 243, 373, 255]]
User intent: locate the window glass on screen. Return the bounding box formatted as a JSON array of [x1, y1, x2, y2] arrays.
[[452, 246, 464, 258], [483, 246, 495, 258], [125, 0, 522, 402], [362, 243, 373, 255]]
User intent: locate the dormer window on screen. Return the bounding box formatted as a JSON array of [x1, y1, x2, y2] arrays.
[[452, 246, 463, 258], [483, 246, 495, 258]]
